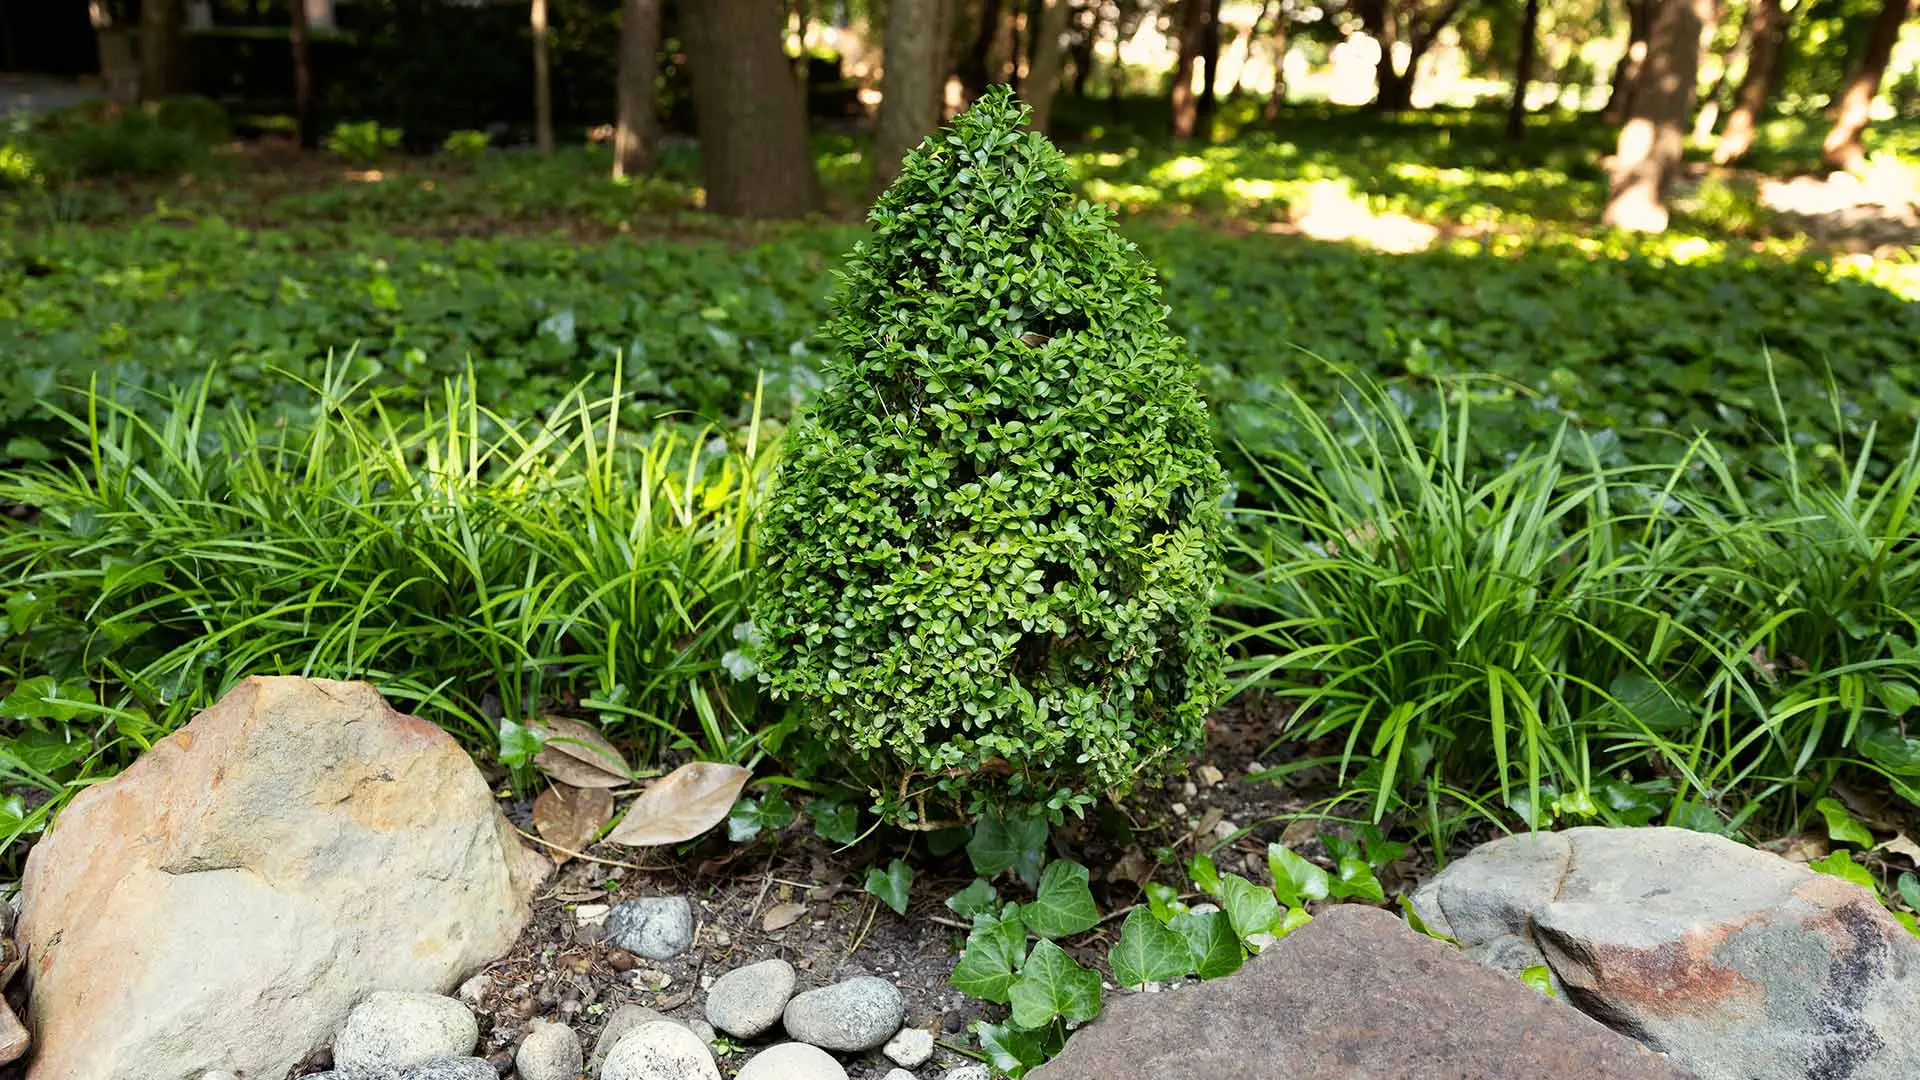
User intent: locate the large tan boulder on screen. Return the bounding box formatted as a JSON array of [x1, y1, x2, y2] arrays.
[[18, 677, 546, 1080]]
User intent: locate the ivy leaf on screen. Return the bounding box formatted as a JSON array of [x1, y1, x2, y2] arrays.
[[1144, 881, 1187, 923], [967, 809, 1048, 887], [1267, 843, 1331, 908], [1816, 797, 1874, 848], [1330, 857, 1387, 903], [1168, 910, 1243, 980], [1008, 938, 1102, 1029], [0, 676, 91, 723], [946, 878, 1000, 919], [1022, 860, 1099, 939], [1899, 871, 1920, 913], [498, 716, 544, 770], [1809, 850, 1877, 892], [1220, 873, 1281, 942], [1276, 905, 1313, 938], [949, 907, 1028, 1005], [1189, 851, 1221, 897], [727, 793, 796, 842], [1109, 907, 1194, 987], [864, 859, 913, 916], [975, 1020, 1056, 1078], [808, 798, 860, 845]]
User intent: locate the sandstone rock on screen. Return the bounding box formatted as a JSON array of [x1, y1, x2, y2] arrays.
[[1030, 905, 1692, 1080], [605, 897, 694, 961], [512, 1019, 581, 1080], [704, 958, 796, 1039], [734, 1042, 848, 1080], [883, 1027, 934, 1068], [18, 677, 544, 1080], [782, 976, 904, 1052], [1413, 826, 1920, 1080], [335, 993, 477, 1070], [599, 1021, 719, 1080]]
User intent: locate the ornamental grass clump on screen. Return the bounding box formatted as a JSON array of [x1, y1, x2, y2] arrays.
[[753, 88, 1228, 820]]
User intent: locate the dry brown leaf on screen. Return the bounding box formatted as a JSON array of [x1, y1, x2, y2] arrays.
[[605, 761, 753, 847], [532, 783, 615, 864], [1765, 832, 1830, 864], [1877, 832, 1920, 864], [762, 902, 807, 932], [533, 716, 631, 789], [1108, 847, 1152, 885]]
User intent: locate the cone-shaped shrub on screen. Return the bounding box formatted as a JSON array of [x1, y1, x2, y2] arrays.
[[754, 88, 1226, 818]]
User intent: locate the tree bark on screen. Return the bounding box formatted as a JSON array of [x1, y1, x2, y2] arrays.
[[1070, 0, 1098, 97], [1195, 0, 1224, 137], [1357, 0, 1464, 112], [1504, 0, 1540, 140], [1603, 0, 1653, 123], [684, 0, 820, 219], [875, 0, 950, 187], [1821, 0, 1911, 173], [613, 0, 662, 178], [139, 0, 184, 102], [531, 0, 554, 153], [959, 0, 1005, 103], [289, 0, 315, 149], [1603, 0, 1711, 232], [1023, 0, 1073, 132], [1170, 0, 1210, 138], [1713, 0, 1784, 164]]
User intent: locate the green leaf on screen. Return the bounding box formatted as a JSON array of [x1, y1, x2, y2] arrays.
[[1816, 797, 1874, 849], [1144, 881, 1187, 923], [864, 859, 913, 915], [1899, 872, 1920, 913], [927, 825, 970, 857], [950, 907, 1028, 1005], [1168, 910, 1243, 979], [1267, 843, 1331, 908], [1189, 852, 1221, 897], [1809, 850, 1877, 892], [1022, 860, 1099, 939], [946, 878, 1000, 919], [726, 793, 796, 842], [1008, 938, 1102, 1029], [1859, 721, 1920, 775], [808, 798, 859, 845], [1877, 680, 1920, 717], [1330, 857, 1387, 903], [0, 676, 91, 723], [0, 730, 89, 776], [1275, 905, 1312, 938], [1219, 873, 1281, 942], [975, 1020, 1057, 1078], [1610, 673, 1692, 732], [1520, 965, 1557, 998], [1399, 896, 1455, 943], [1109, 907, 1195, 987], [3, 436, 52, 462], [968, 809, 1048, 887], [498, 716, 543, 769]]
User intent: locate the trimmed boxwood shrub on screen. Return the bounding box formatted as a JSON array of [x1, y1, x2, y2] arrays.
[[753, 88, 1228, 820]]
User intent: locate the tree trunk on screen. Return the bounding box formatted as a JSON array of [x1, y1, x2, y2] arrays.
[[289, 0, 315, 149], [1603, 0, 1653, 123], [1505, 0, 1540, 140], [1070, 0, 1098, 97], [613, 0, 662, 178], [139, 0, 184, 102], [1603, 0, 1711, 232], [959, 0, 1005, 103], [1822, 0, 1911, 173], [531, 0, 554, 153], [875, 0, 950, 187], [1713, 0, 1784, 164], [1023, 0, 1073, 132], [1264, 13, 1290, 120], [1195, 0, 1224, 137], [684, 0, 820, 219], [1170, 0, 1210, 137]]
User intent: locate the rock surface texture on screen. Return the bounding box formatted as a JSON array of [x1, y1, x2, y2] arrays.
[[782, 976, 906, 1052], [704, 959, 797, 1039], [1030, 905, 1694, 1080], [1412, 826, 1920, 1080], [333, 993, 478, 1070], [733, 1042, 849, 1080], [17, 677, 545, 1080]]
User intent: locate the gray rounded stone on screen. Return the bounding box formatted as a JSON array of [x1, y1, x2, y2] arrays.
[[600, 1021, 720, 1080], [782, 976, 906, 1053], [735, 1042, 849, 1080], [883, 1071, 918, 1080], [605, 896, 695, 960], [705, 958, 797, 1038], [884, 1027, 935, 1067], [334, 993, 479, 1071], [305, 1059, 495, 1080], [590, 1004, 669, 1073], [943, 1068, 991, 1080], [514, 1019, 582, 1080]]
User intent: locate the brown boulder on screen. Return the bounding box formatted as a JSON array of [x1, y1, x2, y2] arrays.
[[19, 677, 546, 1080], [1031, 904, 1694, 1080]]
